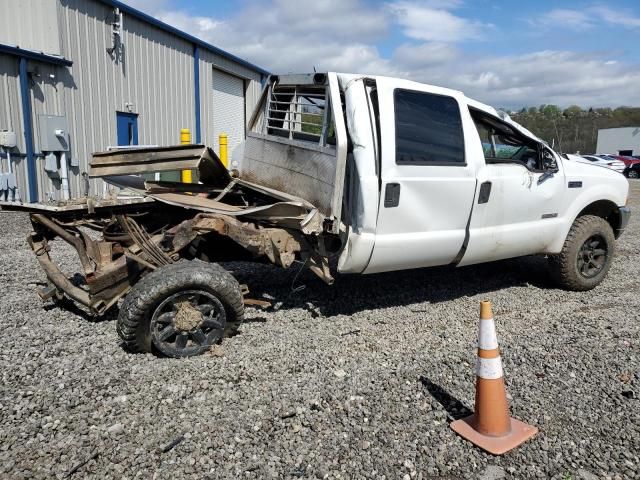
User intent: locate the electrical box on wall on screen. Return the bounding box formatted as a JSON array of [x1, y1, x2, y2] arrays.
[[38, 115, 70, 152], [0, 131, 17, 148]]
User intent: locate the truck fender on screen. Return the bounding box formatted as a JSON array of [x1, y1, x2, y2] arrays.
[[546, 186, 625, 253]]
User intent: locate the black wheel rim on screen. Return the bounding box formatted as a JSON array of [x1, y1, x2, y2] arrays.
[[577, 235, 608, 279], [150, 289, 226, 357]]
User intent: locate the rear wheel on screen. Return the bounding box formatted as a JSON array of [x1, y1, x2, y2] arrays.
[[117, 260, 244, 357], [627, 169, 639, 179], [549, 215, 615, 291]]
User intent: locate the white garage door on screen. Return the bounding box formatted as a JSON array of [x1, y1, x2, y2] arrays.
[[212, 68, 245, 161]]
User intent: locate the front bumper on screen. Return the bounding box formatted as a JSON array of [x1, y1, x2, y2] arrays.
[[617, 206, 631, 237]]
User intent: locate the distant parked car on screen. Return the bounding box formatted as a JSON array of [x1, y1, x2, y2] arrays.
[[613, 156, 640, 178], [581, 155, 625, 174], [597, 154, 621, 161], [596, 155, 640, 178], [624, 162, 640, 179]]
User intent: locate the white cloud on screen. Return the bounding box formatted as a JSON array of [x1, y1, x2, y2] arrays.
[[393, 42, 459, 67], [120, 0, 640, 108], [536, 9, 594, 31], [399, 49, 640, 108], [590, 5, 640, 29], [124, 0, 172, 14], [388, 0, 490, 42], [149, 0, 395, 75], [534, 5, 640, 31]]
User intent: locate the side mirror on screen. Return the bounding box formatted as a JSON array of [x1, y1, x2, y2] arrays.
[[542, 149, 558, 172], [538, 170, 554, 185]]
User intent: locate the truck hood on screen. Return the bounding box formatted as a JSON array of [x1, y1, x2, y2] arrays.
[[562, 156, 622, 179], [561, 157, 629, 206]]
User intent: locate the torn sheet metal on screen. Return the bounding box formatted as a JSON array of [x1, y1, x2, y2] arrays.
[[0, 197, 154, 214], [90, 145, 230, 186], [147, 193, 314, 229], [336, 75, 379, 274], [102, 175, 323, 232]]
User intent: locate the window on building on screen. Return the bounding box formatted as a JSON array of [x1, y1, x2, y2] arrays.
[[394, 89, 465, 165]]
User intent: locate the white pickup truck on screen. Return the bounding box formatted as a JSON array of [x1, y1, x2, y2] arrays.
[[6, 72, 630, 357]]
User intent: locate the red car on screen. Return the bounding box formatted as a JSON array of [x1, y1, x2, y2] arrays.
[[613, 155, 640, 164], [612, 155, 640, 178]]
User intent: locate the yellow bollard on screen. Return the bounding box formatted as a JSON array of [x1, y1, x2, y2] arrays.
[[219, 133, 228, 169], [180, 128, 192, 183]]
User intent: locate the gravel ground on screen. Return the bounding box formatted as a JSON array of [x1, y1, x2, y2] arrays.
[[1, 182, 639, 480]]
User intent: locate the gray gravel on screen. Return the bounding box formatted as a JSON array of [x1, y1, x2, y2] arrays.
[[1, 182, 639, 480]]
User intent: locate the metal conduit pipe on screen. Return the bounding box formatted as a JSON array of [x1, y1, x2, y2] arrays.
[[60, 152, 70, 200]]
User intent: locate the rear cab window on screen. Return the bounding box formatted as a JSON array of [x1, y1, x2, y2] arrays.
[[394, 89, 465, 165]]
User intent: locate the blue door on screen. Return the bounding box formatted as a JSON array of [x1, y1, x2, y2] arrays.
[[116, 112, 138, 146]]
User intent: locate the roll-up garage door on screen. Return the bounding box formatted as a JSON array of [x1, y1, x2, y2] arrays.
[[212, 68, 245, 160]]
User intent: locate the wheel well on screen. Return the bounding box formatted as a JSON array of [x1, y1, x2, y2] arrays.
[[577, 200, 621, 237]]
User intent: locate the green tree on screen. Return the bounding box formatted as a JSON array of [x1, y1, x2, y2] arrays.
[[563, 105, 582, 118], [511, 105, 640, 153]]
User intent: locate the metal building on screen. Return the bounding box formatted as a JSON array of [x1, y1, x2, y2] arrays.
[[596, 127, 640, 156], [0, 0, 268, 203]]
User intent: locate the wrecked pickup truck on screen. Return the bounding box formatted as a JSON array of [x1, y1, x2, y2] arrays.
[[2, 72, 630, 357]]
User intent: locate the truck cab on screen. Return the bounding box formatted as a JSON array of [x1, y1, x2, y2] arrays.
[[246, 72, 629, 288]]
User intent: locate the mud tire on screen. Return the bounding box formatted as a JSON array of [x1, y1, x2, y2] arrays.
[[116, 260, 244, 357], [549, 215, 615, 291]]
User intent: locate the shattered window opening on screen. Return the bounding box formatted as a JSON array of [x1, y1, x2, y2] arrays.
[[470, 108, 542, 171], [266, 84, 331, 144]]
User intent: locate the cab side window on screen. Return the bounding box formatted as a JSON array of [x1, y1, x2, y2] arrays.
[[470, 108, 542, 171], [395, 89, 465, 165]]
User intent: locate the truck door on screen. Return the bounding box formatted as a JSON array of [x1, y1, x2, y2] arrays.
[[364, 79, 478, 274], [458, 108, 565, 266]]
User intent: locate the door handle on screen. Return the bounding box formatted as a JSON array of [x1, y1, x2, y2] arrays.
[[384, 183, 401, 208], [478, 181, 492, 204]]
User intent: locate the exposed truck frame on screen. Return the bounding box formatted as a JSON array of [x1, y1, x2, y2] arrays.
[[1, 72, 630, 358]]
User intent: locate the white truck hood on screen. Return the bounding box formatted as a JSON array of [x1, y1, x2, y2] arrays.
[[562, 155, 622, 179], [561, 156, 629, 206]]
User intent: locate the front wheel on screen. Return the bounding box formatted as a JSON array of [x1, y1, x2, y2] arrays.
[[116, 260, 244, 357], [548, 215, 615, 291], [627, 169, 639, 179]]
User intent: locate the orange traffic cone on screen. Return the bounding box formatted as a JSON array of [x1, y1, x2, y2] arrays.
[[450, 300, 538, 455]]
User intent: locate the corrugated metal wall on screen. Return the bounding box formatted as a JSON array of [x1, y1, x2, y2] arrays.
[[245, 79, 263, 123], [0, 54, 23, 151], [56, 0, 196, 199], [0, 0, 61, 55], [0, 54, 28, 199], [0, 56, 71, 202], [31, 62, 68, 201], [2, 0, 265, 202]]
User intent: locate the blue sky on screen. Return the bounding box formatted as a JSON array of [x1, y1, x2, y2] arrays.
[[127, 0, 640, 108]]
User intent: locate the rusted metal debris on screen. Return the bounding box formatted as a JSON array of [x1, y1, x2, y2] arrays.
[[15, 144, 338, 315]]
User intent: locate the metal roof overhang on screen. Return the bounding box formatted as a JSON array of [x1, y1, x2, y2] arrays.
[[97, 0, 270, 76], [0, 44, 73, 66]]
